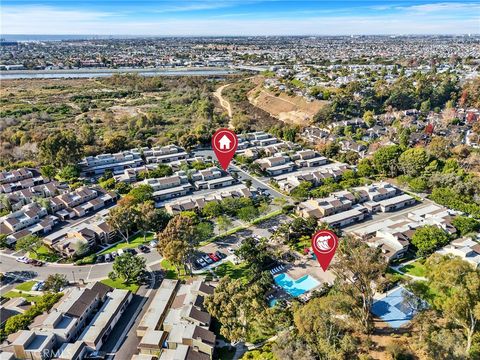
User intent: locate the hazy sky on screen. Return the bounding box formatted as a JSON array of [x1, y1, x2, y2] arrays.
[[2, 1, 479, 35]]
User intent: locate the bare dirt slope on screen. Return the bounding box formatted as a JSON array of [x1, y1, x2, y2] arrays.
[[247, 78, 327, 126]]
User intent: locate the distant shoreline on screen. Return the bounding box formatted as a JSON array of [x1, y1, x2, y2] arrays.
[[0, 67, 241, 79]]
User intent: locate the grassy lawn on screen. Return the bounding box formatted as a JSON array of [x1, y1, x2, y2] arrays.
[[100, 278, 140, 293], [399, 260, 427, 277], [29, 245, 60, 262], [98, 233, 154, 255], [160, 259, 200, 280], [2, 290, 43, 303], [15, 280, 36, 291], [214, 261, 248, 280]]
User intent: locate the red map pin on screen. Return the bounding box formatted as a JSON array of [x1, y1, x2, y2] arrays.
[[212, 128, 238, 170], [312, 229, 338, 271]]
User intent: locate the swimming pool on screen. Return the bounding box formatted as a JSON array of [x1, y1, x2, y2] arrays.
[[274, 273, 320, 297]]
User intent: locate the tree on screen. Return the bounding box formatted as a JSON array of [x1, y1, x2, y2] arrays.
[[331, 235, 386, 333], [44, 274, 68, 292], [40, 165, 56, 180], [201, 201, 223, 218], [273, 332, 315, 360], [373, 145, 402, 177], [293, 294, 358, 358], [112, 253, 146, 284], [427, 137, 451, 159], [245, 179, 253, 189], [411, 226, 450, 257], [236, 237, 273, 280], [107, 196, 139, 242], [16, 235, 43, 256], [452, 216, 480, 236], [398, 148, 430, 177], [363, 110, 375, 127], [237, 206, 259, 222], [137, 201, 158, 241], [0, 234, 9, 249], [357, 158, 375, 178], [57, 165, 80, 182], [128, 184, 154, 203], [157, 214, 198, 274], [39, 130, 83, 167], [103, 132, 129, 153], [205, 276, 270, 343], [217, 215, 233, 233], [290, 181, 312, 200], [424, 254, 480, 354]]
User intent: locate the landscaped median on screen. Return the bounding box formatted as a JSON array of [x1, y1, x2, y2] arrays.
[[75, 232, 154, 265], [100, 278, 140, 293], [98, 233, 154, 255]]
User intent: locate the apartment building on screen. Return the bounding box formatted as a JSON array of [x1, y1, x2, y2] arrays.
[[141, 174, 193, 201], [79, 150, 144, 177], [50, 187, 117, 220], [78, 289, 132, 351], [0, 168, 33, 185], [163, 185, 252, 215], [12, 330, 56, 360], [291, 150, 328, 168], [10, 282, 121, 360], [144, 145, 188, 164], [191, 167, 236, 190], [0, 203, 58, 245], [0, 174, 45, 194], [254, 155, 294, 176], [135, 279, 215, 359], [437, 237, 480, 269], [275, 163, 348, 192]]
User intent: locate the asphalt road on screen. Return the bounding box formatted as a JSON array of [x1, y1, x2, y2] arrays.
[[0, 247, 163, 284], [192, 148, 287, 200]]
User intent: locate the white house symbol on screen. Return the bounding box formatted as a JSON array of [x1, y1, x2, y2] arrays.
[[218, 135, 232, 150]]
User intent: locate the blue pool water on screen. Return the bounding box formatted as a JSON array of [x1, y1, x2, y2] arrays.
[[274, 273, 320, 297], [268, 298, 278, 307]]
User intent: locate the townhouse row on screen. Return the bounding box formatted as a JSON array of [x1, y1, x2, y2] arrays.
[[0, 185, 117, 246], [4, 282, 132, 360], [134, 279, 216, 360], [79, 145, 188, 177]]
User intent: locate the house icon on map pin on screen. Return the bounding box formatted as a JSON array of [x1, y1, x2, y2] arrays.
[[218, 135, 232, 150]]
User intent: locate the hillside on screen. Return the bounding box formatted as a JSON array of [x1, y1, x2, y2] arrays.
[[247, 77, 328, 126]]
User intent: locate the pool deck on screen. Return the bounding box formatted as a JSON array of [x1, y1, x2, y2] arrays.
[[286, 255, 336, 287]]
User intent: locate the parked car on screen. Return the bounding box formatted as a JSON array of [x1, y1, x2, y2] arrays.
[[31, 282, 41, 291], [104, 254, 113, 262], [149, 240, 158, 248], [215, 251, 226, 259], [138, 245, 149, 253], [125, 248, 137, 255], [37, 281, 45, 291], [96, 255, 105, 263], [16, 256, 29, 264], [117, 249, 124, 256], [197, 258, 207, 267], [227, 248, 235, 254], [208, 253, 220, 262], [111, 251, 118, 259], [32, 260, 44, 267], [202, 255, 213, 264]]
